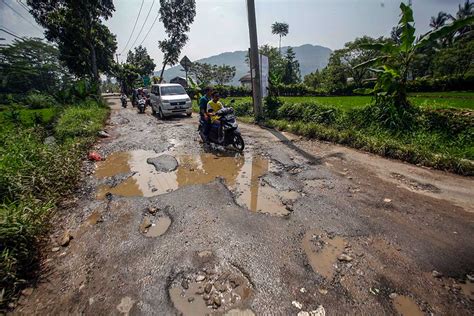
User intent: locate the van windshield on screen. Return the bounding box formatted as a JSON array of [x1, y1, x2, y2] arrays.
[[160, 86, 186, 96]]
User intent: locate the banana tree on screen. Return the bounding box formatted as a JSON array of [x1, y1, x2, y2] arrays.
[[355, 3, 474, 109]]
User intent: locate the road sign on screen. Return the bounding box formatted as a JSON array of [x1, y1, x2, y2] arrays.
[[142, 76, 150, 86], [260, 54, 269, 98], [180, 56, 192, 71]]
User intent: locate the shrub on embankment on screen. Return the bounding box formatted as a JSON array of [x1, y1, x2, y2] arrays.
[[0, 100, 109, 309], [262, 99, 474, 175]]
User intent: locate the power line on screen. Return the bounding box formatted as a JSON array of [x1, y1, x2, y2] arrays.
[[1, 0, 43, 33], [138, 10, 159, 47], [120, 0, 145, 54], [0, 27, 22, 39], [16, 0, 29, 12], [128, 0, 155, 52]]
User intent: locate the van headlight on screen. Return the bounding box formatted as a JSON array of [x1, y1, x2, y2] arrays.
[[162, 99, 170, 103]]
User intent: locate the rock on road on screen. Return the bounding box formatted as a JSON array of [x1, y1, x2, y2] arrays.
[[16, 97, 474, 315]]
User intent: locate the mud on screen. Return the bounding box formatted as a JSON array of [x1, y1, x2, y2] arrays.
[[169, 264, 253, 315], [302, 230, 346, 280], [15, 97, 474, 315], [96, 149, 294, 216], [460, 279, 474, 300], [392, 295, 423, 316]]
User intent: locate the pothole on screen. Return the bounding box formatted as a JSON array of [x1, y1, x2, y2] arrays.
[[169, 263, 253, 315], [302, 230, 346, 279], [392, 295, 423, 316], [460, 278, 474, 300], [390, 173, 440, 193], [95, 151, 299, 216], [139, 207, 171, 238]]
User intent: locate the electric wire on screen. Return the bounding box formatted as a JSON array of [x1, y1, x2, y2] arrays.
[[0, 27, 22, 39], [138, 10, 159, 47], [120, 0, 145, 54], [127, 0, 155, 52], [2, 0, 43, 33]]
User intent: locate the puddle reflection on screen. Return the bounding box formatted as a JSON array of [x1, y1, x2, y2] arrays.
[[95, 150, 297, 215]]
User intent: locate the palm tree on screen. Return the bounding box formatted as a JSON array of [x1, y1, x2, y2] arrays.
[[430, 12, 449, 29], [271, 22, 289, 54], [455, 0, 473, 20]]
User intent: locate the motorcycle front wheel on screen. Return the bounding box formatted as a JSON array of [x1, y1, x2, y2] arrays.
[[232, 134, 245, 151]]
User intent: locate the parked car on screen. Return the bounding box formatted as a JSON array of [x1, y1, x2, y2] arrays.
[[149, 84, 192, 119]]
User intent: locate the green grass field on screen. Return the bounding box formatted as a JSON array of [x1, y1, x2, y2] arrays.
[[226, 91, 474, 111]]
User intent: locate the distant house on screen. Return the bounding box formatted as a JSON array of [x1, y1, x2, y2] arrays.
[[239, 73, 252, 89], [170, 76, 187, 87]]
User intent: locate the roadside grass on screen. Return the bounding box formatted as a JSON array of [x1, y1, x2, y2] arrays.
[[0, 100, 109, 309], [0, 107, 58, 128], [230, 92, 474, 110]]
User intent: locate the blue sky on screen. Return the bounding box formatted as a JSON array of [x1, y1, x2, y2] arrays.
[[0, 0, 465, 68]]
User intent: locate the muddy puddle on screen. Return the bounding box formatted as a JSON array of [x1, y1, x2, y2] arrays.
[[139, 214, 171, 238], [392, 295, 423, 316], [460, 278, 474, 300], [95, 150, 299, 216], [302, 230, 346, 279], [169, 264, 252, 315]]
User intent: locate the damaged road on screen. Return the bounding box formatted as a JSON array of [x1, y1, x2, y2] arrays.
[[15, 97, 474, 315]]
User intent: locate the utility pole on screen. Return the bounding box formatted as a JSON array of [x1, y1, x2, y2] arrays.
[[246, 0, 263, 121], [115, 53, 121, 64]]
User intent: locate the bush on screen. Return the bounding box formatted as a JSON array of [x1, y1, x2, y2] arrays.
[[55, 101, 108, 141], [24, 93, 56, 109], [0, 99, 109, 308], [233, 101, 253, 117], [0, 201, 52, 305]]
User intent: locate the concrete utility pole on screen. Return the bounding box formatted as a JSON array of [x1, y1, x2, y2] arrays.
[[246, 0, 263, 120], [115, 53, 121, 64]]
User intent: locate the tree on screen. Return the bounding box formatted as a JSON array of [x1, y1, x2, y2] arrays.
[[303, 69, 323, 89], [126, 45, 156, 77], [158, 0, 196, 83], [336, 36, 386, 87], [114, 63, 140, 94], [271, 22, 289, 54], [355, 3, 474, 109], [0, 38, 70, 94], [189, 62, 236, 85], [245, 45, 286, 84], [27, 0, 117, 82], [430, 12, 449, 29], [214, 65, 236, 85], [189, 62, 214, 85], [281, 47, 300, 84]]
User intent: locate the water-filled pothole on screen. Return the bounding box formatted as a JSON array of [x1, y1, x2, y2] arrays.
[[392, 295, 423, 316], [95, 151, 299, 216], [302, 230, 346, 280], [169, 263, 252, 315]]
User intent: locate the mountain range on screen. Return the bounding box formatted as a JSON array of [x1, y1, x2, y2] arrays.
[[156, 44, 332, 86]]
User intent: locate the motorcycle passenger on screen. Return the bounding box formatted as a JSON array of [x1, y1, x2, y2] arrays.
[[199, 86, 213, 142], [207, 92, 224, 144]]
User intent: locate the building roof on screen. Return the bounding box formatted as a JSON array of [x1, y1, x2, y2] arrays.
[[170, 76, 186, 81], [239, 73, 252, 82]]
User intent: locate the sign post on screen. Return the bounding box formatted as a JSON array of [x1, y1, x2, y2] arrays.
[[180, 56, 192, 86], [260, 54, 269, 98]]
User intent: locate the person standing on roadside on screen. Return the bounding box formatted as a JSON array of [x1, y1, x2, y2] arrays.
[[199, 86, 213, 142]]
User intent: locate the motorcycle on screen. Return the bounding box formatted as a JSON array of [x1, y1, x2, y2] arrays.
[[198, 100, 245, 151], [120, 95, 127, 108], [137, 97, 146, 114]]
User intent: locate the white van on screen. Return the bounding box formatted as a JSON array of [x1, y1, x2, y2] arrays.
[[149, 84, 192, 119]]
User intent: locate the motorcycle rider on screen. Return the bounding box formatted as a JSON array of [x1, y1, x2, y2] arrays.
[[120, 92, 127, 106], [199, 86, 213, 142], [207, 91, 224, 144]]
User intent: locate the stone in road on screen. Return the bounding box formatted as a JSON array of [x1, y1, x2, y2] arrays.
[[16, 97, 474, 315]]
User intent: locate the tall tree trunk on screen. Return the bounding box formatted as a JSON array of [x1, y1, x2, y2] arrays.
[[279, 35, 282, 55], [159, 59, 167, 83], [90, 44, 99, 82]]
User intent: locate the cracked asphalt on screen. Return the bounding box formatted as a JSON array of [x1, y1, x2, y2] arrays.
[[15, 96, 474, 315]]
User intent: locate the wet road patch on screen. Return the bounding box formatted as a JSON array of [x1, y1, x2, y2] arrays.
[[95, 151, 297, 216], [302, 230, 347, 280], [139, 207, 171, 238], [391, 295, 423, 316], [169, 263, 253, 315]]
